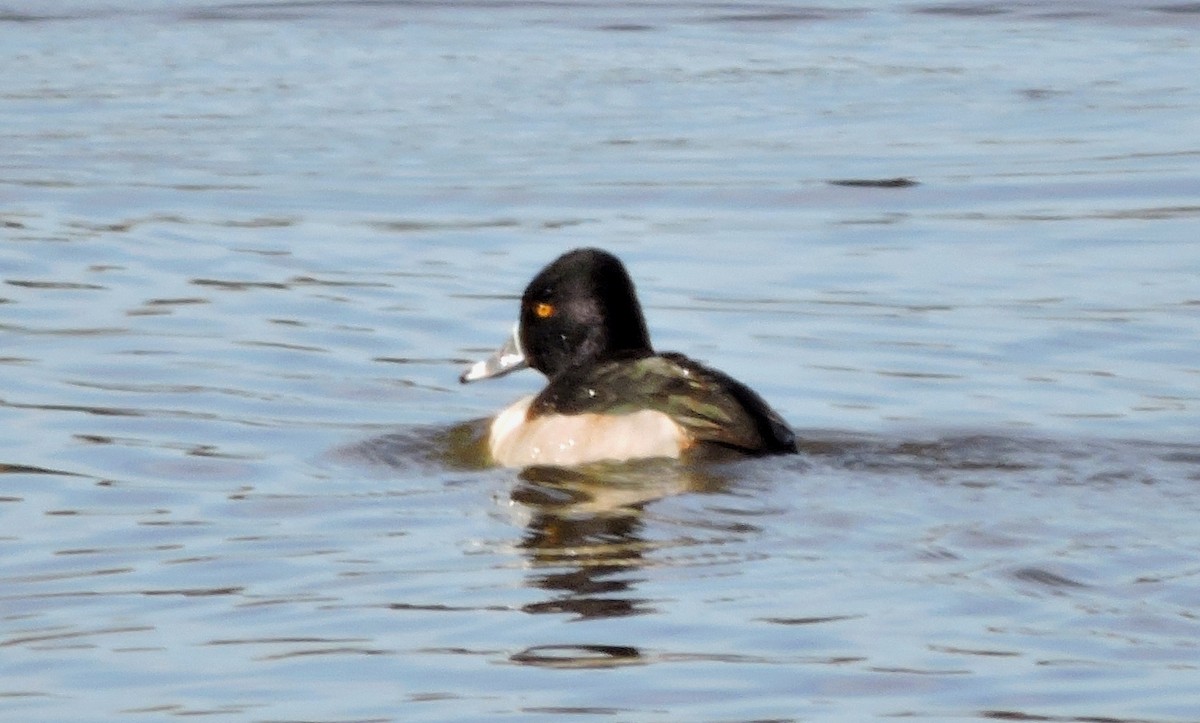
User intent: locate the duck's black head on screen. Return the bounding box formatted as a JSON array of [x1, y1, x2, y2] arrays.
[[460, 248, 652, 384], [519, 248, 652, 378]]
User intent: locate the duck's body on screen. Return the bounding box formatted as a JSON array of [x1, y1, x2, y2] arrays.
[[487, 394, 687, 468], [461, 248, 796, 468]]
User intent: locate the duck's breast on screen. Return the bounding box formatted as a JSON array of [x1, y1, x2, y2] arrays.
[[488, 396, 687, 467]]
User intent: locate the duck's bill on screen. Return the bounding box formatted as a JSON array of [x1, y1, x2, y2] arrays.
[[459, 324, 528, 383]]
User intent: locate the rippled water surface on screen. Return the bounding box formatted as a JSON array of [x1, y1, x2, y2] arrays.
[[3, 1, 1200, 721]]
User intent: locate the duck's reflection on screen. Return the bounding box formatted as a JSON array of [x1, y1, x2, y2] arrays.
[[518, 503, 648, 619], [346, 423, 746, 666], [508, 461, 733, 668], [512, 461, 729, 620]]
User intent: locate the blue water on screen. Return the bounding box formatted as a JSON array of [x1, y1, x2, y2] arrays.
[[2, 1, 1200, 721]]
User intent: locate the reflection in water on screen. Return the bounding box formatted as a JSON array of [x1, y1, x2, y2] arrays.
[[514, 461, 731, 622], [348, 425, 745, 626], [519, 510, 648, 620], [510, 644, 644, 669], [507, 461, 736, 669], [352, 426, 750, 666]]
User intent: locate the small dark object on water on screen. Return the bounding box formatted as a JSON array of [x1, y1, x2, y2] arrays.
[[828, 177, 919, 188]]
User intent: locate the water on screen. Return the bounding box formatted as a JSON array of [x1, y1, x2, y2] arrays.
[[2, 1, 1200, 720]]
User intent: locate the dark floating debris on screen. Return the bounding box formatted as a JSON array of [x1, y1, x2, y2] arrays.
[[828, 177, 920, 188]]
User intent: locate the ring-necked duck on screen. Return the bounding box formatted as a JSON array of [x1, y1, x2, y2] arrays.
[[460, 248, 797, 467]]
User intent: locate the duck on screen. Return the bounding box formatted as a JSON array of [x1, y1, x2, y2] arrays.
[[460, 248, 797, 468]]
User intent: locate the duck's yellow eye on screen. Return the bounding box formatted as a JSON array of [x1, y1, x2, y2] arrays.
[[533, 302, 555, 319]]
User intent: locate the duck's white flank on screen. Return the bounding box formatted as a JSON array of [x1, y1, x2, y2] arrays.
[[487, 396, 687, 468]]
